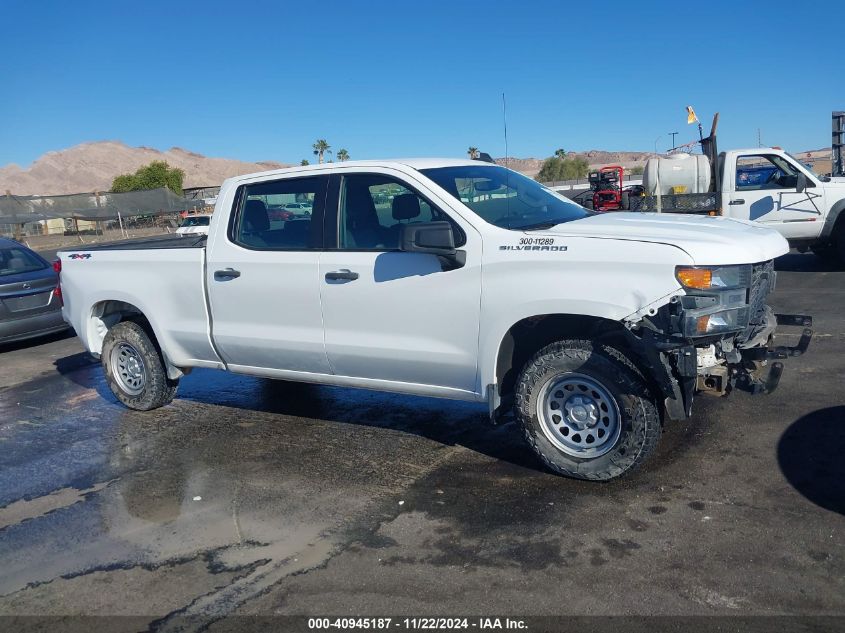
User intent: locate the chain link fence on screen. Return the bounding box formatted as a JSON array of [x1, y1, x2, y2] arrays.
[[0, 188, 206, 250]]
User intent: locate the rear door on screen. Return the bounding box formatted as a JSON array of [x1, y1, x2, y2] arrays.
[[318, 169, 482, 394], [206, 174, 332, 374], [727, 153, 825, 240]]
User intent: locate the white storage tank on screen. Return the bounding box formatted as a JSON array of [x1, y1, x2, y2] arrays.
[[643, 153, 712, 195]]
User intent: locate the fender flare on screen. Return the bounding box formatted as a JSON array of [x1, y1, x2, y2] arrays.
[[820, 196, 845, 240]]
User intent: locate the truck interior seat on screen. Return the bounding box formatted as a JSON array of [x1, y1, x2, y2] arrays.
[[389, 194, 421, 246], [241, 199, 270, 247], [344, 183, 386, 248]]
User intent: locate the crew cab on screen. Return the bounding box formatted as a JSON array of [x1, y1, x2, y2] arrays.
[[58, 159, 812, 480]]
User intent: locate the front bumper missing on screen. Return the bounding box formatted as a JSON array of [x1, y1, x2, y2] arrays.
[[635, 312, 814, 421], [734, 313, 813, 395]]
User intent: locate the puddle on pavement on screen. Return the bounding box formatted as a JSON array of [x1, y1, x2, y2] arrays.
[[0, 364, 492, 616]]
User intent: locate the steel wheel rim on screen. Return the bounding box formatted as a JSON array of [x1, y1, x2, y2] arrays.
[[537, 372, 621, 458], [111, 342, 146, 396]]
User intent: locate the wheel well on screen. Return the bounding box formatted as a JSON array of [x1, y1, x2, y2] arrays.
[[495, 314, 638, 405], [89, 300, 155, 354]]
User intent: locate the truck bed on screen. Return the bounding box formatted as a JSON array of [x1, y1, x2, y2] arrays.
[[628, 192, 721, 215], [58, 234, 206, 253], [58, 239, 217, 367]]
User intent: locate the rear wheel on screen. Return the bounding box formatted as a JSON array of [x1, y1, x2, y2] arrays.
[[102, 321, 178, 410], [514, 339, 661, 481]]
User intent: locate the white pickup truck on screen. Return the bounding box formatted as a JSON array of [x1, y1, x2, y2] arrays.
[[58, 159, 813, 480], [640, 147, 845, 264]]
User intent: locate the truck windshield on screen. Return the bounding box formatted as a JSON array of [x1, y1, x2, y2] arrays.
[[420, 165, 591, 230], [784, 152, 821, 178]]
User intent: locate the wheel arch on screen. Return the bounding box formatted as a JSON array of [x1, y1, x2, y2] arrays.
[[88, 299, 184, 380], [492, 313, 643, 410], [820, 196, 845, 240]]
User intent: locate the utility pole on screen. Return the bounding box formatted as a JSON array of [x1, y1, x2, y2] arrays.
[[669, 132, 679, 150], [757, 128, 762, 148]]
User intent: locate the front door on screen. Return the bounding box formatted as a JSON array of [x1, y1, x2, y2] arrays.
[[319, 171, 482, 394], [206, 174, 332, 374], [728, 153, 824, 240]]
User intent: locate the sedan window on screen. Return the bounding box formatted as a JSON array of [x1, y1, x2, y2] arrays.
[[0, 247, 47, 277]]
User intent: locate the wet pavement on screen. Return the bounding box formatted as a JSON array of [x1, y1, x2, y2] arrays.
[[0, 252, 843, 630]]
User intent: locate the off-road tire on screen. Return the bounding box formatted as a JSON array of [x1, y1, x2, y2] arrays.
[[514, 339, 661, 481], [102, 321, 178, 411]]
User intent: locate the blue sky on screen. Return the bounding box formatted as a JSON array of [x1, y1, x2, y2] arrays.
[[1, 0, 841, 167]]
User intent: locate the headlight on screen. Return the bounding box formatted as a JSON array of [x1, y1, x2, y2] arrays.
[[683, 307, 750, 336], [675, 265, 751, 290]]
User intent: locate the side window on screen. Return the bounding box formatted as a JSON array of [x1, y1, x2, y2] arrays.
[[338, 174, 463, 250], [232, 176, 326, 250], [736, 155, 800, 191]]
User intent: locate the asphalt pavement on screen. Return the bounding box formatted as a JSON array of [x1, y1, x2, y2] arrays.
[[0, 252, 842, 632]]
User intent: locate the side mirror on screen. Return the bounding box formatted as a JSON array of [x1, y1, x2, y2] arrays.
[[400, 221, 464, 267], [796, 173, 807, 193]]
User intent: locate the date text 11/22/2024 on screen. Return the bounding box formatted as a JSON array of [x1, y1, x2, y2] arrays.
[[307, 617, 527, 629]]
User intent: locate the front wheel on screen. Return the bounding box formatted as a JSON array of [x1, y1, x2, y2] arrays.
[[102, 321, 178, 410], [514, 340, 661, 481]]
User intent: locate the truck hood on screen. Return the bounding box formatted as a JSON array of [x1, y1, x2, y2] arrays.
[[542, 212, 788, 265], [822, 177, 845, 190]]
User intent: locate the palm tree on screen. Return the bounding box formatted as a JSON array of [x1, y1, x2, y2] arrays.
[[312, 139, 331, 164], [300, 159, 310, 166], [337, 148, 350, 162], [467, 147, 479, 159], [554, 148, 567, 160]]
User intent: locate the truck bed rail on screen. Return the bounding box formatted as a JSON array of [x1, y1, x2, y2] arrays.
[[628, 192, 721, 215]]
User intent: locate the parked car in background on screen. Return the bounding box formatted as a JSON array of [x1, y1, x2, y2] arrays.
[[0, 238, 68, 345], [176, 214, 211, 237], [267, 206, 295, 222]]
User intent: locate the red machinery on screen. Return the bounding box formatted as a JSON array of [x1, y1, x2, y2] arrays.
[[590, 165, 624, 212]]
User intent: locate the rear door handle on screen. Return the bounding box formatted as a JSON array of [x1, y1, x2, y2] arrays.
[[214, 268, 241, 280], [729, 199, 745, 205], [325, 269, 359, 281]]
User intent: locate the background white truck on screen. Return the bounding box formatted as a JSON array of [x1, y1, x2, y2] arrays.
[[58, 159, 812, 480], [635, 116, 845, 265]]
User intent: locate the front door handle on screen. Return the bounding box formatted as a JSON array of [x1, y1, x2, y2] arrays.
[[325, 269, 359, 281], [214, 268, 241, 281], [729, 199, 745, 205]]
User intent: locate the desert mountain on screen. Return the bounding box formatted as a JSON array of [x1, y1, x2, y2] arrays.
[[0, 141, 289, 196]]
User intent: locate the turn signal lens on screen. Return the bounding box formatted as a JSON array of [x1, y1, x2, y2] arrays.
[[676, 267, 712, 289]]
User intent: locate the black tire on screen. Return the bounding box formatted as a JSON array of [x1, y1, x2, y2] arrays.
[[811, 244, 836, 263], [102, 321, 178, 411], [834, 223, 845, 268], [514, 339, 661, 481]]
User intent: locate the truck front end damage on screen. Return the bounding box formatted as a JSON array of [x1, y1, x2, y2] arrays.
[[627, 260, 812, 420]]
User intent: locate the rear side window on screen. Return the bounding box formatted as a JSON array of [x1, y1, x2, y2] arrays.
[[0, 247, 47, 277], [230, 176, 327, 250]]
